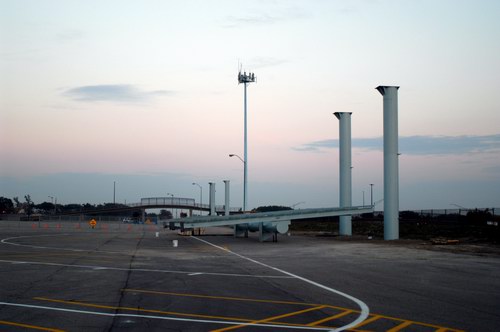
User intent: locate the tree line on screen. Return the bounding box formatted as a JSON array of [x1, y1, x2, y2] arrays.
[[0, 196, 132, 216]]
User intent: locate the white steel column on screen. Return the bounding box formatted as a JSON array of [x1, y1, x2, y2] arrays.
[[376, 86, 400, 240], [224, 180, 230, 216], [334, 112, 352, 236], [209, 182, 216, 216]]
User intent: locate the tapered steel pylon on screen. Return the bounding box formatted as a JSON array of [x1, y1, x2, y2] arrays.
[[334, 112, 352, 236], [376, 86, 400, 240]]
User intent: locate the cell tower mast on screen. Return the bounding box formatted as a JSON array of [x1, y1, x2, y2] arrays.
[[238, 69, 256, 212]]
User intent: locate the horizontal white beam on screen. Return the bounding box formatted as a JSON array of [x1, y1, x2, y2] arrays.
[[172, 206, 373, 229]]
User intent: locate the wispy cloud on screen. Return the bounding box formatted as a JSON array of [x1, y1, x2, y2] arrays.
[[222, 7, 308, 28], [225, 13, 278, 27], [247, 56, 288, 69], [63, 84, 173, 103], [293, 135, 500, 155], [56, 29, 84, 43]]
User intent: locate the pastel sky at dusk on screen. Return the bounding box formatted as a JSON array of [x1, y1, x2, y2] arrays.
[[1, 0, 500, 210]]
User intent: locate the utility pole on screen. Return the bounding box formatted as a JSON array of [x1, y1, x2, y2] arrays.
[[370, 184, 374, 206]]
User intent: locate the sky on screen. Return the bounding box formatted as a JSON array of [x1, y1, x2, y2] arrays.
[[1, 0, 500, 211]]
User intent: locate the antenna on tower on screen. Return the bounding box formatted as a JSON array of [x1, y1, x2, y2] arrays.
[[238, 65, 256, 84]]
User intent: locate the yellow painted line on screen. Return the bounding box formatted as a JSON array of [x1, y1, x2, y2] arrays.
[[32, 291, 465, 332], [386, 320, 414, 331], [123, 289, 464, 332], [352, 315, 382, 328], [0, 320, 65, 332], [123, 288, 362, 311], [380, 317, 464, 332], [33, 297, 322, 329], [210, 305, 328, 332], [34, 297, 254, 323], [351, 313, 464, 332], [123, 288, 325, 307], [306, 309, 354, 326]]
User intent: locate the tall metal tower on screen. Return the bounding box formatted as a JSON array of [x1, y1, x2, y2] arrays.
[[238, 70, 256, 212]]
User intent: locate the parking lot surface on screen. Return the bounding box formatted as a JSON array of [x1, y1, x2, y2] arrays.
[[0, 221, 498, 331]]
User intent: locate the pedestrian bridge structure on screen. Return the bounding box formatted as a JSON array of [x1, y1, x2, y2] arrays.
[[60, 197, 239, 217], [130, 197, 240, 214]]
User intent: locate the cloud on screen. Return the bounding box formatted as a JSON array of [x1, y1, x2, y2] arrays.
[[63, 84, 172, 103], [56, 29, 84, 43], [293, 135, 500, 155], [224, 13, 278, 27], [247, 56, 288, 69], [222, 7, 308, 28], [401, 135, 500, 155]]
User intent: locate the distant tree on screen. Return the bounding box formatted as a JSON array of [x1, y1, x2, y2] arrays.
[[0, 197, 14, 213], [399, 211, 421, 220], [13, 197, 21, 208], [467, 209, 492, 223], [252, 205, 293, 213], [61, 204, 82, 212], [103, 203, 127, 208], [24, 195, 35, 217], [160, 209, 173, 219], [35, 202, 55, 214]]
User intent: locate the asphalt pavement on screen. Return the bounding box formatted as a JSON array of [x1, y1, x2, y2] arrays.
[[0, 220, 498, 331]]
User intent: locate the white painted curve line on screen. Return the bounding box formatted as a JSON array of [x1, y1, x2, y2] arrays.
[[192, 236, 370, 332], [0, 259, 293, 279], [0, 301, 330, 331], [0, 234, 125, 254]]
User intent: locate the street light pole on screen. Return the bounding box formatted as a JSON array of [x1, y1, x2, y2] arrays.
[[167, 193, 175, 218], [192, 182, 202, 210], [370, 184, 374, 206], [48, 196, 55, 214], [229, 153, 246, 211]]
